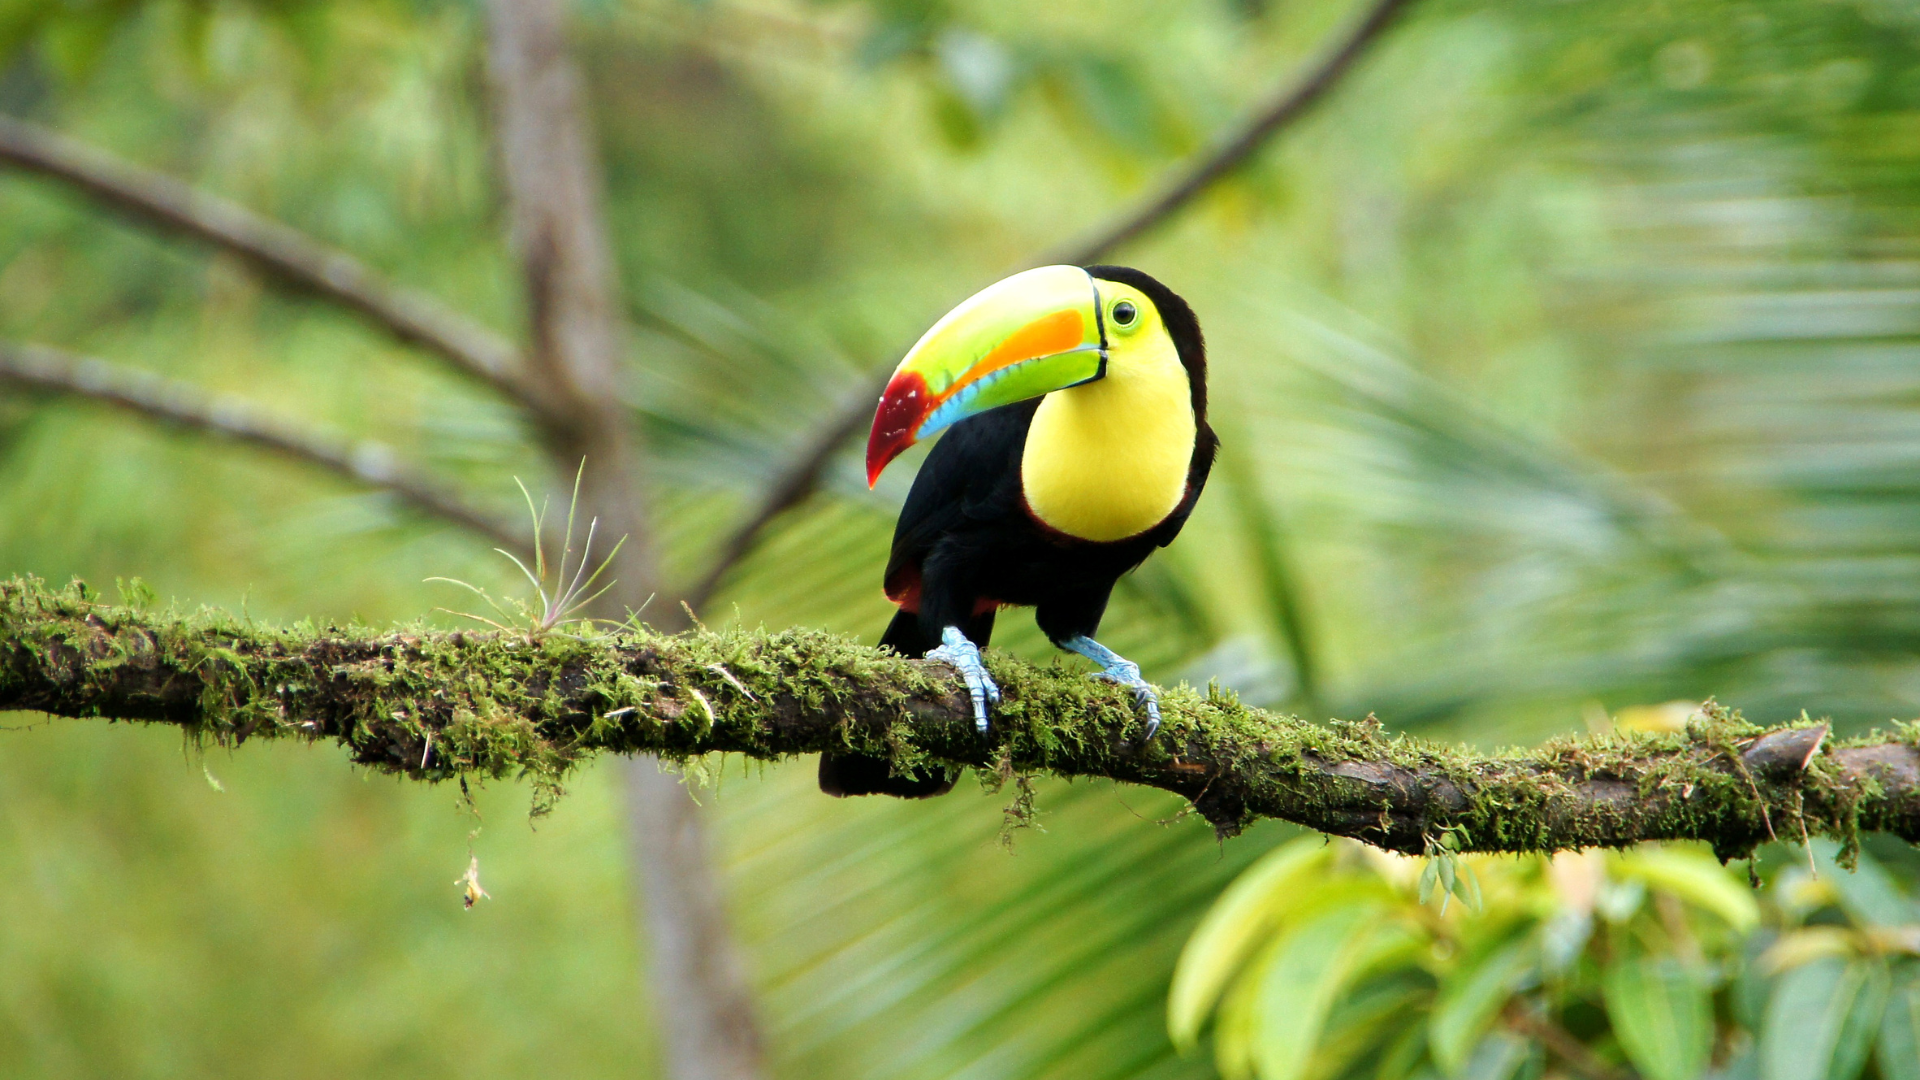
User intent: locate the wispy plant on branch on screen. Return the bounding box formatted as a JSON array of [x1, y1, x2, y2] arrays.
[[428, 463, 626, 639]]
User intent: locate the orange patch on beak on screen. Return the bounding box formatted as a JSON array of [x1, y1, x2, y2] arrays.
[[955, 309, 1087, 389], [865, 310, 1088, 487]]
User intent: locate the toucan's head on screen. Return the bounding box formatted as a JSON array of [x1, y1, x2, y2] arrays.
[[865, 264, 1205, 486]]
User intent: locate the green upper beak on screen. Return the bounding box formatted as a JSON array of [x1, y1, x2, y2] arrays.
[[866, 265, 1109, 486]]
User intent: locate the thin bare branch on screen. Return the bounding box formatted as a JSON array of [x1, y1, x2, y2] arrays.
[[1037, 0, 1416, 265], [0, 115, 542, 414], [683, 0, 1417, 610], [681, 382, 872, 610], [0, 342, 526, 553]]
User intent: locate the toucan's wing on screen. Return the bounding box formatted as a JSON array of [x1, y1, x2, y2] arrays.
[[883, 401, 1035, 602]]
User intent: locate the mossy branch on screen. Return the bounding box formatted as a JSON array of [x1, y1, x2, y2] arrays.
[[4, 576, 1916, 857]]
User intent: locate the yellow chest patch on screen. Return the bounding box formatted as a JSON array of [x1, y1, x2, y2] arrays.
[[1021, 338, 1196, 543]]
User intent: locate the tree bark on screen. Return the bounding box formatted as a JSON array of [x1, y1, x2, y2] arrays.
[[484, 0, 653, 595], [6, 576, 1917, 862], [482, 2, 765, 1078]]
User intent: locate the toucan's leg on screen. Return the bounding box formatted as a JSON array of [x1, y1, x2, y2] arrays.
[[926, 624, 999, 733], [1057, 635, 1161, 738], [821, 607, 975, 798], [1035, 588, 1157, 737]]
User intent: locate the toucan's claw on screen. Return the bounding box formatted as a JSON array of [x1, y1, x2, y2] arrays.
[[1059, 635, 1161, 739], [1135, 688, 1163, 739], [1091, 669, 1161, 740], [929, 625, 998, 734]]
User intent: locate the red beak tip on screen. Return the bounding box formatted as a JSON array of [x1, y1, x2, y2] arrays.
[[867, 370, 934, 488], [865, 443, 902, 487]]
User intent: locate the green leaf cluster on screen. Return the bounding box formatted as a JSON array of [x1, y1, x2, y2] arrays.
[[1753, 843, 1920, 1080], [1175, 835, 1920, 1080], [1174, 838, 1729, 1080]]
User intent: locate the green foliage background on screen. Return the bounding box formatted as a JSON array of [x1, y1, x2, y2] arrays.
[[2, 0, 1919, 1076]]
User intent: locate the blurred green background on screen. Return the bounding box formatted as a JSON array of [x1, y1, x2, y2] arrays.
[[3, 0, 1920, 1076]]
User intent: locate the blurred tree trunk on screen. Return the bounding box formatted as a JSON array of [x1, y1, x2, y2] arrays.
[[483, 2, 766, 1079], [625, 756, 766, 1080]]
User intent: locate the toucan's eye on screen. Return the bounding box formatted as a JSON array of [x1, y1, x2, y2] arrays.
[[1111, 300, 1138, 328]]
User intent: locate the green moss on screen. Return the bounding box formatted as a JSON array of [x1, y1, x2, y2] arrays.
[[4, 575, 1918, 854]]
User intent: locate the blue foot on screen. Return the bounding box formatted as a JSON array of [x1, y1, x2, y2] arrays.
[[927, 625, 1000, 734], [1058, 635, 1161, 738]]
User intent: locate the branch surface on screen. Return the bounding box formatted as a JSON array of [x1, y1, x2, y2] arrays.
[[0, 115, 540, 413], [5, 576, 1914, 857], [684, 0, 1416, 611], [0, 343, 525, 552]]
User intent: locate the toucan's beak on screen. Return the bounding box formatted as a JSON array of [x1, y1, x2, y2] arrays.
[[867, 265, 1107, 486]]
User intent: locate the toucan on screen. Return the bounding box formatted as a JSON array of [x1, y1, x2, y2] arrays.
[[819, 264, 1217, 798]]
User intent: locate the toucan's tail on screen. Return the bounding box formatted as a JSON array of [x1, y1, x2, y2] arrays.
[[879, 607, 933, 657], [817, 752, 956, 798], [818, 607, 994, 798]]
